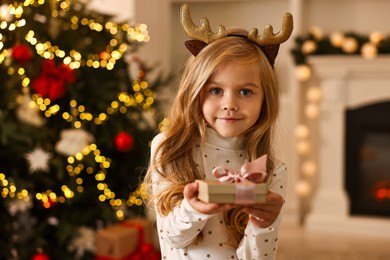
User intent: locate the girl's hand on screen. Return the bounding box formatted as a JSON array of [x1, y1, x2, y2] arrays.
[[183, 182, 235, 215], [241, 190, 284, 228]]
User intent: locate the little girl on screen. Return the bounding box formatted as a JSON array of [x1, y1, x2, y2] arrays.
[[144, 3, 293, 259]]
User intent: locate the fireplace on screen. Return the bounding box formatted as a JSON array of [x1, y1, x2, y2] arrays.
[[346, 101, 390, 217], [305, 55, 390, 238]]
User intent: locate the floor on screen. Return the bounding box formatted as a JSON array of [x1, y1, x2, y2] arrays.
[[277, 225, 390, 260]]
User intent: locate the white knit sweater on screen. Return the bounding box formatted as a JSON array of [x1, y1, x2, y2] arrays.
[[150, 128, 287, 260]]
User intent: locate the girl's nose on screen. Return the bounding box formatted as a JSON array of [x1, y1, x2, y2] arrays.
[[223, 105, 238, 111], [222, 96, 238, 111]]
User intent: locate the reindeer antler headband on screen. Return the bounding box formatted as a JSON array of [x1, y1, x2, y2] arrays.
[[180, 3, 293, 67]]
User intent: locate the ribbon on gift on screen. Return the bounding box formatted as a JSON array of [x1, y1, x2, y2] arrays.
[[212, 154, 267, 204], [126, 243, 160, 260], [121, 221, 160, 260]]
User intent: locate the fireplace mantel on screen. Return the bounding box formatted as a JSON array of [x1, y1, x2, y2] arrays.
[[309, 55, 390, 108], [305, 55, 390, 238]]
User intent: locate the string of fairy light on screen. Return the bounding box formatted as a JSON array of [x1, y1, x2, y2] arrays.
[[0, 0, 151, 220], [30, 81, 155, 123]]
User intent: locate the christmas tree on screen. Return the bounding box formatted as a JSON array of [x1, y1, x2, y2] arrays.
[[0, 0, 162, 259]]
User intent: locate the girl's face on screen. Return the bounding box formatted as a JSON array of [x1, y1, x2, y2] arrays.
[[201, 60, 264, 138]]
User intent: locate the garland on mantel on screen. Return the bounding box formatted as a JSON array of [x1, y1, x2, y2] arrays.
[[291, 28, 390, 65]]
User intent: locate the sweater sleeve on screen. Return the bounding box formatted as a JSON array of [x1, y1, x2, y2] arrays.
[[236, 162, 288, 260], [149, 134, 214, 248], [155, 198, 214, 248]]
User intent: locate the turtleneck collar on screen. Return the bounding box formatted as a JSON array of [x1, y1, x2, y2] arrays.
[[204, 127, 242, 151]]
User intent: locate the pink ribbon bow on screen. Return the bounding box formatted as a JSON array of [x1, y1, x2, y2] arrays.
[[212, 154, 267, 204]]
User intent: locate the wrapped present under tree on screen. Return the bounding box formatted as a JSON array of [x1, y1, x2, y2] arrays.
[[95, 218, 160, 260]]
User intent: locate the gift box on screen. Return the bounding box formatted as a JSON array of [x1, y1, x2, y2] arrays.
[[95, 218, 160, 260], [95, 224, 139, 259], [121, 218, 158, 247], [196, 179, 267, 204]]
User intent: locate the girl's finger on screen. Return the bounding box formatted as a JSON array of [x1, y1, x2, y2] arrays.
[[249, 214, 271, 228]]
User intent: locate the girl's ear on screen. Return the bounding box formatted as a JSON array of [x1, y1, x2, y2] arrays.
[[185, 40, 208, 56]]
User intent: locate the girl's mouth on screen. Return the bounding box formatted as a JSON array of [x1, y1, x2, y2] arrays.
[[219, 117, 240, 123]]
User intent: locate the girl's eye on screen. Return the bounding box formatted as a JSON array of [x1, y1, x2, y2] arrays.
[[210, 88, 223, 95], [240, 89, 252, 96]]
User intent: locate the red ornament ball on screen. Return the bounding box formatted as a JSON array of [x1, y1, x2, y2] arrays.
[[31, 253, 50, 260], [114, 131, 134, 152], [12, 44, 33, 64]]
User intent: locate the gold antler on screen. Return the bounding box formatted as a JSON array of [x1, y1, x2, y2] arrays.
[[180, 3, 226, 44], [248, 12, 293, 46]]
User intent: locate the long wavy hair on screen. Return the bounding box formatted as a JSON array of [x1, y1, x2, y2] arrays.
[[144, 31, 280, 247]]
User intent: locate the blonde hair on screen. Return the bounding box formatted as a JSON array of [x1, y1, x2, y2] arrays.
[[144, 32, 280, 246]]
